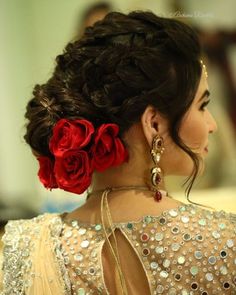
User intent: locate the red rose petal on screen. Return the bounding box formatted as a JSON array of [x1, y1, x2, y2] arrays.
[[50, 119, 94, 156], [54, 150, 93, 194], [93, 123, 128, 171], [37, 156, 58, 189]]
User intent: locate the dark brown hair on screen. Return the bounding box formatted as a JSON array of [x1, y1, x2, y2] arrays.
[[24, 11, 202, 196]]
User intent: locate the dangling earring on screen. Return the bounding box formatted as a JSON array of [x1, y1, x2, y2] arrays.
[[150, 134, 165, 202]]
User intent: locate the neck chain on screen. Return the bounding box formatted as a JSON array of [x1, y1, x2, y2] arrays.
[[87, 185, 169, 199]]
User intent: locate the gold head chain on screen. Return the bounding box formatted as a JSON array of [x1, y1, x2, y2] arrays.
[[200, 59, 208, 78]]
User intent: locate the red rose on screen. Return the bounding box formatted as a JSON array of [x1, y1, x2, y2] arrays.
[[54, 149, 92, 194], [49, 119, 94, 156], [92, 124, 129, 172], [37, 156, 58, 189]]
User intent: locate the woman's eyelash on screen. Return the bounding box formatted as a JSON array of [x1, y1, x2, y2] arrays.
[[200, 100, 210, 111]]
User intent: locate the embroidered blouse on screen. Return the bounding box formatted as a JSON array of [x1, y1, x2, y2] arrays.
[[0, 203, 236, 295]]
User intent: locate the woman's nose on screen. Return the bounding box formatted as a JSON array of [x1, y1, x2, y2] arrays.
[[207, 111, 218, 134]]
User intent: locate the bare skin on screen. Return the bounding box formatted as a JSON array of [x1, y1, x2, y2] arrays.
[[64, 72, 217, 224]]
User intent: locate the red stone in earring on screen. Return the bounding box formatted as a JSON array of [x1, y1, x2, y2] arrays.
[[154, 190, 162, 202]]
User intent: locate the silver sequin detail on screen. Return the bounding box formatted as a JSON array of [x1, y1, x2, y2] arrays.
[[177, 256, 185, 264], [163, 259, 171, 268], [74, 253, 83, 262], [220, 265, 228, 275], [195, 251, 203, 259], [205, 273, 214, 281], [77, 288, 86, 295], [64, 230, 73, 238], [171, 243, 180, 251], [181, 216, 189, 223], [160, 270, 169, 278], [190, 266, 199, 276], [155, 246, 164, 254], [1, 204, 236, 295], [156, 285, 164, 293], [78, 228, 87, 235], [169, 209, 178, 217], [71, 220, 78, 227], [212, 231, 221, 239], [150, 261, 158, 269], [155, 232, 164, 241], [226, 239, 234, 248], [95, 224, 102, 231], [208, 256, 216, 265]]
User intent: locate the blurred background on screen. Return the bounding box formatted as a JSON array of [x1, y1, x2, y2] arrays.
[[0, 0, 236, 227]]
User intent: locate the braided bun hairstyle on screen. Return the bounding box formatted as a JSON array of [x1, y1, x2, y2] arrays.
[[24, 11, 202, 194]]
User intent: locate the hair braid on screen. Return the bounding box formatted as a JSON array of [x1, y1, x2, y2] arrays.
[[24, 10, 202, 196]]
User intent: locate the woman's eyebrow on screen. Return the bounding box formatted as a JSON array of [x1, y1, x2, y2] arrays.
[[198, 89, 210, 102]]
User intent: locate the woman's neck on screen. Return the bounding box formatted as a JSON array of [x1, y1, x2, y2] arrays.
[[90, 173, 166, 193]]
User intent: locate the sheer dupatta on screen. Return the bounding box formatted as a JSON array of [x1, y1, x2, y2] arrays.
[[26, 215, 71, 295]]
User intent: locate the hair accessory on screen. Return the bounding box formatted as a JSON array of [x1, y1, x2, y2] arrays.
[[150, 134, 165, 202], [40, 98, 53, 112], [200, 59, 208, 78], [37, 119, 129, 193]]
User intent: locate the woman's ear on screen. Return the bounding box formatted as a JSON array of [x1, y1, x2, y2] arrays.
[[140, 105, 166, 147]]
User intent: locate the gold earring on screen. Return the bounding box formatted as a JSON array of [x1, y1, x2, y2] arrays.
[[150, 134, 164, 202]]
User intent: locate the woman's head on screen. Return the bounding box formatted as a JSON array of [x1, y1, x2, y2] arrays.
[[24, 11, 216, 193], [146, 70, 217, 178]]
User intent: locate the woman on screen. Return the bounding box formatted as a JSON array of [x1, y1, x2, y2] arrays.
[[1, 11, 235, 295]]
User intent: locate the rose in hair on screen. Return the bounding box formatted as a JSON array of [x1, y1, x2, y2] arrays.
[[54, 149, 93, 194], [50, 119, 94, 156], [92, 124, 129, 172], [37, 156, 58, 189]]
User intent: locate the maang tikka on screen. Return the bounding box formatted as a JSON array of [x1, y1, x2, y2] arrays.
[[150, 134, 165, 202]]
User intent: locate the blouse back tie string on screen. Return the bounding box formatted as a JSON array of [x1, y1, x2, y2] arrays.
[[101, 188, 129, 295]]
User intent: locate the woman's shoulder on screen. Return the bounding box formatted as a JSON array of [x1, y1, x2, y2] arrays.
[[0, 212, 60, 257], [165, 204, 236, 260], [0, 212, 62, 293], [4, 212, 58, 227], [1, 212, 61, 248], [192, 203, 236, 223], [132, 203, 236, 247], [172, 203, 236, 230]]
